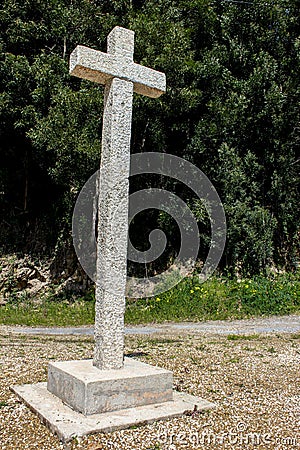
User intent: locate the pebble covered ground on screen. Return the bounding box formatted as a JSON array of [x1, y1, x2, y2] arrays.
[[0, 331, 299, 450]]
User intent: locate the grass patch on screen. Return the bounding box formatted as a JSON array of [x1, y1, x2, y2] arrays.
[[227, 357, 240, 363], [0, 272, 299, 326], [125, 271, 300, 324], [227, 334, 260, 341], [290, 333, 300, 340], [0, 299, 95, 327]]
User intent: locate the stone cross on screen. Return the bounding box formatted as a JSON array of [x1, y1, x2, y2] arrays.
[[70, 27, 166, 370]]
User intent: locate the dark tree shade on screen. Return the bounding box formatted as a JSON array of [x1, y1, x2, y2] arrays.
[[0, 0, 299, 274]]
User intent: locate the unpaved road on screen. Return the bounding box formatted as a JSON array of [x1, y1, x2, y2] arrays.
[[1, 314, 299, 336]]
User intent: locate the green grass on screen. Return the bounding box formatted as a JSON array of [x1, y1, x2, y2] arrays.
[[0, 272, 299, 326], [290, 333, 300, 340], [125, 272, 300, 324], [0, 299, 95, 327], [227, 334, 260, 341]]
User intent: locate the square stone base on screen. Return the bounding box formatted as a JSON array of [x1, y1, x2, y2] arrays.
[[47, 358, 173, 415], [12, 382, 216, 443]]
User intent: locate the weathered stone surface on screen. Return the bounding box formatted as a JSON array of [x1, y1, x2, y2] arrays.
[[70, 27, 166, 98], [12, 383, 215, 443], [69, 26, 166, 370], [47, 357, 173, 415], [93, 77, 133, 370]]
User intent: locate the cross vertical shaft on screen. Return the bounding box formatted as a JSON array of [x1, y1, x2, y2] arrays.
[[94, 77, 133, 369], [69, 26, 166, 370], [94, 28, 135, 370]]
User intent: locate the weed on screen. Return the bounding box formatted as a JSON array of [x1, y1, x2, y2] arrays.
[[290, 333, 300, 340], [196, 344, 206, 351], [227, 334, 260, 341], [190, 355, 201, 364], [227, 357, 240, 363], [207, 388, 219, 393]]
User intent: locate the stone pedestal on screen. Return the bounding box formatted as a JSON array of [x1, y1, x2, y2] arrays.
[[12, 357, 216, 443], [47, 357, 173, 415]]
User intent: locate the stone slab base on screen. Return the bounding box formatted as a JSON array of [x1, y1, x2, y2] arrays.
[[47, 358, 173, 415], [11, 382, 215, 443]]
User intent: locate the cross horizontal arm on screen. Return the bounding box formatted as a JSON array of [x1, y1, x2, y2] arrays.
[[70, 45, 166, 98]]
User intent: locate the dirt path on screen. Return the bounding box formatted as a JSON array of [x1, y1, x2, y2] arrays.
[[1, 314, 299, 336]]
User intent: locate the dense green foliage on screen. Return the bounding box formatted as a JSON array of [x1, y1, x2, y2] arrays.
[[1, 0, 299, 276]]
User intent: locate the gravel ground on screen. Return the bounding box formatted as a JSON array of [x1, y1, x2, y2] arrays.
[[0, 331, 299, 450]]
